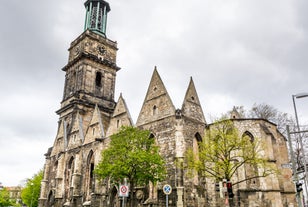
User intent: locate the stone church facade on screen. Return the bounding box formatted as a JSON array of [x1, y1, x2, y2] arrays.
[[39, 1, 296, 206]]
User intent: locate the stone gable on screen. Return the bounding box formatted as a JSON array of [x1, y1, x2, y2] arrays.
[[39, 1, 297, 206]]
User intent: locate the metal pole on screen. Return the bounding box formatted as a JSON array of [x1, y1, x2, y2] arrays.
[[166, 194, 168, 207], [287, 125, 303, 207], [293, 95, 308, 204]]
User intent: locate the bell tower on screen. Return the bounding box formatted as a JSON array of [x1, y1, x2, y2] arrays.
[[58, 0, 120, 117], [39, 1, 120, 206]]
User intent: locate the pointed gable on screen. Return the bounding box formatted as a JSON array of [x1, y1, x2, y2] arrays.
[[51, 120, 65, 156], [71, 112, 84, 135], [67, 112, 84, 148], [106, 94, 134, 137], [84, 105, 105, 145], [181, 77, 206, 124], [230, 106, 242, 119], [136, 67, 176, 126]]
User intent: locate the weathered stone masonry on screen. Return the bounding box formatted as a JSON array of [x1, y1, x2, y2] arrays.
[[39, 1, 297, 207]]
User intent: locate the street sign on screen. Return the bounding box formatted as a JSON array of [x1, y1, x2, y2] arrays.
[[163, 184, 172, 195], [281, 163, 292, 169], [119, 185, 129, 197]]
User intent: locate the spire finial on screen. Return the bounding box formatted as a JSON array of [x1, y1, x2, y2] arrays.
[[84, 0, 111, 37]]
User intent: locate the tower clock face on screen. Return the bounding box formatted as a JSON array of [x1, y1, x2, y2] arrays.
[[97, 46, 106, 55]]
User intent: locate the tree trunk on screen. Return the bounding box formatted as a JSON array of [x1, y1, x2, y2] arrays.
[[129, 181, 134, 207]]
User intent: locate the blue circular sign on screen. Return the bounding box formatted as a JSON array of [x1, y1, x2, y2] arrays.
[[163, 184, 172, 195]]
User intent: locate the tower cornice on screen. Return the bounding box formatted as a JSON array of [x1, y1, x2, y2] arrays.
[[62, 52, 120, 72], [56, 97, 115, 116], [69, 29, 118, 51]]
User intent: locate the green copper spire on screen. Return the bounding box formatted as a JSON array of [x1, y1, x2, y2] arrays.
[[84, 0, 110, 37]]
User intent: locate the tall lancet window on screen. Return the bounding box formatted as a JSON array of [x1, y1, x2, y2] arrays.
[[65, 157, 75, 199], [95, 71, 102, 88], [86, 151, 95, 200], [243, 131, 260, 189], [192, 133, 202, 185]]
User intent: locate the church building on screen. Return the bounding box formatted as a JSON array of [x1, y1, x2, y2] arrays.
[[39, 1, 297, 206]]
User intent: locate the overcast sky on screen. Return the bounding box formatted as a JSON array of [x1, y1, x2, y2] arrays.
[[0, 0, 307, 186]]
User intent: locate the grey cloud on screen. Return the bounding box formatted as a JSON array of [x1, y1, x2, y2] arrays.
[[0, 0, 307, 186]]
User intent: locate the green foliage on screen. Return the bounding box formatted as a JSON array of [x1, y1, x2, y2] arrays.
[[0, 187, 13, 207], [21, 170, 43, 207], [186, 119, 275, 183], [95, 126, 167, 186]]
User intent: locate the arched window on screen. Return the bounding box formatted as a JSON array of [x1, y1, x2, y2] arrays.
[[110, 186, 120, 207], [153, 105, 157, 115], [95, 72, 102, 87], [192, 133, 203, 185], [117, 119, 120, 128], [243, 131, 254, 142], [193, 132, 203, 152], [147, 133, 158, 200], [65, 122, 70, 146], [147, 133, 156, 150], [47, 190, 55, 206], [195, 132, 202, 143], [65, 157, 74, 199], [85, 151, 95, 200], [242, 131, 259, 189]]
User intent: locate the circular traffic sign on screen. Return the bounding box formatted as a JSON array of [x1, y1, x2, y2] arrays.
[[163, 184, 172, 195], [119, 185, 129, 197], [120, 185, 128, 194]]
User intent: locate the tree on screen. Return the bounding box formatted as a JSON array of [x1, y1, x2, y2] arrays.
[[249, 103, 294, 135], [248, 104, 307, 168], [249, 103, 278, 121], [186, 120, 276, 207], [0, 187, 13, 207], [95, 126, 167, 207], [186, 119, 276, 183], [21, 170, 43, 207]]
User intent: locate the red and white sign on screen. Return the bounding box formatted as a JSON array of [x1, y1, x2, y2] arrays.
[[119, 185, 129, 197]]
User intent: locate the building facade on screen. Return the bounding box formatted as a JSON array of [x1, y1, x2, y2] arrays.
[[39, 1, 296, 206]]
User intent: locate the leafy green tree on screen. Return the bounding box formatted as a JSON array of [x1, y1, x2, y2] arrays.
[[0, 187, 13, 207], [186, 119, 276, 207], [21, 170, 43, 207], [186, 119, 276, 183], [95, 126, 167, 207]]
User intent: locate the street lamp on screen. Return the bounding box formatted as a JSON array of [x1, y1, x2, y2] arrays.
[[292, 92, 308, 204], [293, 93, 308, 129]]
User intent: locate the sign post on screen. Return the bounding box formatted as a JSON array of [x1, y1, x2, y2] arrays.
[[163, 184, 172, 207], [119, 185, 129, 207]]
